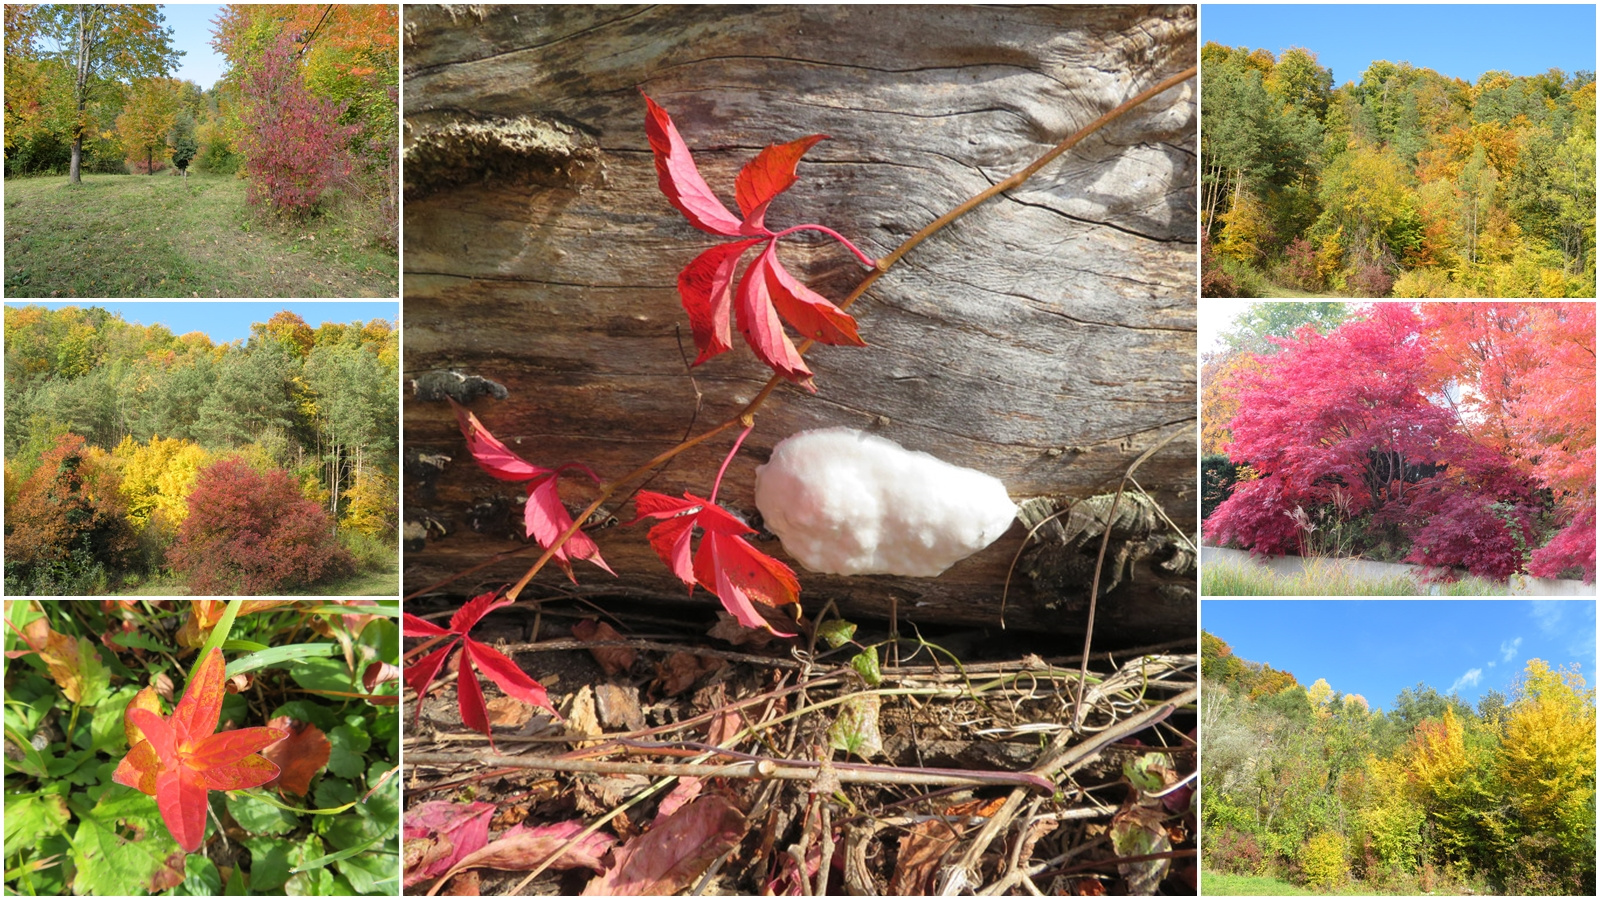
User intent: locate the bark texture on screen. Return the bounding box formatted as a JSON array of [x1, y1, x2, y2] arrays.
[[403, 4, 1198, 645]]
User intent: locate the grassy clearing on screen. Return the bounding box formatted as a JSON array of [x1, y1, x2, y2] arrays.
[[113, 546, 398, 597], [1202, 871, 1377, 895], [1202, 557, 1510, 596], [4, 172, 396, 297]]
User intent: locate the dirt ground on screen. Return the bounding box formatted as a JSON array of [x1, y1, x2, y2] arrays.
[[402, 591, 1196, 895]]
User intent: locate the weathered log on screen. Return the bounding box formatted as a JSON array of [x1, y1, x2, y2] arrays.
[[402, 4, 1198, 646]]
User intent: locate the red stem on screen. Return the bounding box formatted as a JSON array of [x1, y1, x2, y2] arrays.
[[772, 223, 877, 267], [708, 422, 755, 506]]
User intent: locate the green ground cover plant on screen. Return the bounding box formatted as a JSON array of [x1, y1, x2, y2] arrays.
[[3, 600, 399, 896]]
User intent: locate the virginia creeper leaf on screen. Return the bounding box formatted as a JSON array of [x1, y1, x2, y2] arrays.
[[760, 245, 865, 346], [402, 594, 561, 747], [641, 91, 746, 236], [677, 238, 763, 365], [630, 491, 802, 635], [735, 133, 827, 231], [736, 260, 814, 389]]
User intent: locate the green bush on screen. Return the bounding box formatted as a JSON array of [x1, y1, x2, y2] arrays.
[[339, 527, 396, 572], [1202, 454, 1238, 520]]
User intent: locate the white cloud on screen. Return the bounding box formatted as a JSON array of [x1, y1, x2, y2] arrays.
[[1450, 668, 1483, 693], [1500, 637, 1522, 663], [1529, 600, 1564, 635]]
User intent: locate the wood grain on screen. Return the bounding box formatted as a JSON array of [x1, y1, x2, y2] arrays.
[[403, 4, 1198, 644]]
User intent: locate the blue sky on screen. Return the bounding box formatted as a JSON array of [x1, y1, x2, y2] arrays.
[[1204, 600, 1597, 711], [1203, 4, 1597, 87], [4, 301, 398, 346], [163, 4, 227, 91]]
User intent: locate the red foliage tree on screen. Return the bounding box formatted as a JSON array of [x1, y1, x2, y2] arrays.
[[236, 32, 359, 218], [1207, 304, 1544, 578], [169, 458, 354, 594]]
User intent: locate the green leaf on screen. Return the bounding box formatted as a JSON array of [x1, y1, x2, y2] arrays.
[[225, 858, 248, 895], [271, 700, 339, 732], [334, 841, 398, 894], [221, 638, 272, 653], [327, 724, 368, 779], [242, 836, 294, 893], [850, 646, 882, 686], [108, 630, 175, 653], [90, 685, 140, 752], [290, 657, 357, 694], [1123, 752, 1169, 793], [4, 724, 53, 778], [283, 834, 335, 895], [228, 643, 338, 678], [360, 618, 400, 670], [4, 794, 70, 859], [816, 619, 857, 649], [68, 791, 177, 895], [181, 854, 222, 896], [227, 792, 300, 836], [314, 777, 358, 811], [827, 693, 884, 758]]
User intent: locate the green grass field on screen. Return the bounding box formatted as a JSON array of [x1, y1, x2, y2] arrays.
[[4, 172, 396, 297], [1201, 870, 1391, 895]]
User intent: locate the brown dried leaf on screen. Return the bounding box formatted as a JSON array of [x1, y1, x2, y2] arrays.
[[566, 686, 603, 748], [441, 870, 481, 895], [706, 612, 777, 647], [260, 717, 331, 796], [486, 695, 533, 728], [572, 619, 636, 675], [890, 818, 962, 895], [655, 652, 722, 696], [147, 852, 187, 892], [363, 660, 400, 693], [581, 796, 746, 896], [593, 683, 644, 732]]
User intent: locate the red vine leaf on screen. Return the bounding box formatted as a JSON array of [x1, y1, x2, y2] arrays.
[[642, 92, 745, 237], [642, 92, 872, 390], [628, 491, 801, 636], [735, 134, 827, 231], [451, 399, 613, 583], [403, 594, 560, 747]]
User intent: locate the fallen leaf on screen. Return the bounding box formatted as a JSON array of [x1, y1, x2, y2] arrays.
[[402, 801, 495, 887], [453, 820, 615, 875], [487, 695, 533, 728], [889, 817, 961, 895], [572, 619, 635, 674], [706, 613, 779, 647], [147, 851, 187, 892], [441, 870, 480, 895], [581, 795, 746, 896], [655, 651, 723, 696], [260, 717, 331, 796], [653, 778, 702, 824], [363, 660, 400, 693], [566, 686, 603, 747], [593, 683, 644, 732]]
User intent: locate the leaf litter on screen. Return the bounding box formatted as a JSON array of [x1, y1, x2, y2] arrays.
[[402, 596, 1196, 895]]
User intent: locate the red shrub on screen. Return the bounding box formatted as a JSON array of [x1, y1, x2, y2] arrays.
[[170, 458, 354, 594], [1203, 477, 1303, 557], [1528, 504, 1596, 583], [1279, 237, 1322, 292], [1403, 490, 1537, 580], [237, 32, 360, 218]]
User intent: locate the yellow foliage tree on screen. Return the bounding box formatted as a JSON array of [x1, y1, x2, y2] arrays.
[[340, 467, 396, 537], [1359, 753, 1424, 872], [1497, 659, 1596, 865], [112, 435, 209, 530]]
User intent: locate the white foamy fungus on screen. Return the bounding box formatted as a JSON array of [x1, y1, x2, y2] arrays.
[[754, 427, 1019, 577]]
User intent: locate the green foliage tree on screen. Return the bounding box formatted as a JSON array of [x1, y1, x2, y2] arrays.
[[27, 4, 183, 183]]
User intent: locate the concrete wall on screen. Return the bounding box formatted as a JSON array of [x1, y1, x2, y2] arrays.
[[1201, 545, 1596, 597]]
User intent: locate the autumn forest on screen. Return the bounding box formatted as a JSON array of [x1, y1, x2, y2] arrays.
[[1202, 43, 1595, 298], [3, 306, 398, 596]]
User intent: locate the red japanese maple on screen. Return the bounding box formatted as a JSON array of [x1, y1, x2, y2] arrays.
[[452, 399, 613, 583], [643, 92, 873, 390], [112, 648, 288, 853], [629, 490, 801, 637], [403, 594, 559, 746]]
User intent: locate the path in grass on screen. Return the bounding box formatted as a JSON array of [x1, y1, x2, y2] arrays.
[[4, 173, 396, 297]]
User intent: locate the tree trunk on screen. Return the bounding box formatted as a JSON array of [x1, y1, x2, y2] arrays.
[[402, 4, 1198, 645]]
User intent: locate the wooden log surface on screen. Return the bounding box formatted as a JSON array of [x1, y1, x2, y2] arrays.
[[402, 4, 1198, 645]]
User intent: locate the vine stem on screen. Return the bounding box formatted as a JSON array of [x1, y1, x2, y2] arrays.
[[771, 223, 878, 268], [455, 65, 1199, 604]]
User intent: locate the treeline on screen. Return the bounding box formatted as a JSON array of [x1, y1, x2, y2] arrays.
[[1202, 43, 1596, 297], [1202, 632, 1596, 895], [3, 4, 397, 243], [3, 306, 397, 595]]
